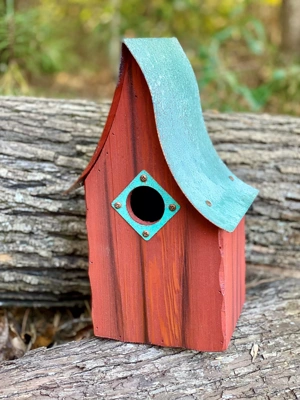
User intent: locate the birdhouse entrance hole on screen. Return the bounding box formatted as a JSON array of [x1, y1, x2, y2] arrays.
[[128, 186, 165, 224], [111, 170, 180, 240]]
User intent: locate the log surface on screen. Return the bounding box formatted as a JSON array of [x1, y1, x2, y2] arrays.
[[0, 277, 299, 399], [0, 97, 299, 305]]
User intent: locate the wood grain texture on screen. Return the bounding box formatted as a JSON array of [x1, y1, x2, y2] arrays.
[[86, 52, 246, 351], [0, 277, 299, 399], [219, 218, 246, 346], [0, 97, 299, 306]]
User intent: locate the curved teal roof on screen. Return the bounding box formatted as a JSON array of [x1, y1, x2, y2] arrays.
[[124, 38, 258, 232]]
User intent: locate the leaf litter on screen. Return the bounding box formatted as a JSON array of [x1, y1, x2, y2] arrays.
[[0, 303, 93, 361]]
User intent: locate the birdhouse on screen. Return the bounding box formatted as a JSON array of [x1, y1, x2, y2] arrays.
[[70, 38, 258, 352]]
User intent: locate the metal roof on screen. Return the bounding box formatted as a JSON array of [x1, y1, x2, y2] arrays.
[[70, 38, 258, 232], [123, 38, 258, 232]]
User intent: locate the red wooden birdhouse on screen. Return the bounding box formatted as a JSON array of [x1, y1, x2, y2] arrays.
[[70, 38, 258, 352]]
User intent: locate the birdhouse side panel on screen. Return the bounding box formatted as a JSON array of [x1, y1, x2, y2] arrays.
[[85, 51, 226, 351], [219, 217, 246, 347]]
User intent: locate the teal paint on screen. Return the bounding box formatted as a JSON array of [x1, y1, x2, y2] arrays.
[[112, 170, 180, 241], [123, 38, 259, 232]]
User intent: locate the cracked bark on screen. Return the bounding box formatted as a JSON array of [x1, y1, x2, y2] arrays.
[[0, 97, 299, 306], [0, 278, 299, 399]]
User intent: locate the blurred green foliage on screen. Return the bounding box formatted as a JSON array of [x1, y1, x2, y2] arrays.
[[0, 0, 299, 115], [0, 0, 72, 94]]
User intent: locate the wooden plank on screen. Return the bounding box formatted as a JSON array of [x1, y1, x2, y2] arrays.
[[219, 218, 246, 346]]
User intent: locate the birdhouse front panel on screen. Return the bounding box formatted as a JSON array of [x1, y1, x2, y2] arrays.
[[72, 38, 258, 352]]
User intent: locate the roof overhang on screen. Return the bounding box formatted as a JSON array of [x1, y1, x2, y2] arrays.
[[123, 38, 258, 232], [70, 38, 258, 232]]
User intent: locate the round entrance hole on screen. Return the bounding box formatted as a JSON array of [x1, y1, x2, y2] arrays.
[[128, 186, 165, 224]]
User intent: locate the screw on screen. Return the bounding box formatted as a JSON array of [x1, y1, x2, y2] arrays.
[[142, 230, 150, 238], [114, 202, 122, 209], [140, 174, 147, 182], [169, 204, 176, 211], [229, 176, 234, 181], [206, 200, 212, 207]]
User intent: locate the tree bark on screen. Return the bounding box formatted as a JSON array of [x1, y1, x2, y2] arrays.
[[0, 97, 299, 306], [281, 0, 300, 53], [0, 277, 299, 399]]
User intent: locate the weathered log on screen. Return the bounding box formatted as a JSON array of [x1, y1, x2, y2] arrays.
[[0, 277, 299, 399], [0, 97, 299, 306]]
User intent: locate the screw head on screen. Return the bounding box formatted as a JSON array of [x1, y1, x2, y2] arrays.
[[169, 204, 176, 211], [114, 202, 122, 209], [229, 176, 234, 181], [140, 174, 147, 182], [205, 200, 212, 207], [142, 230, 150, 238]]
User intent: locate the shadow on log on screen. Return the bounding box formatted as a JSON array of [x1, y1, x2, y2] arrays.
[[0, 277, 299, 398], [0, 97, 299, 306]]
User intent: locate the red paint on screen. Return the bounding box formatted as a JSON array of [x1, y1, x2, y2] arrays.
[[83, 50, 246, 351], [219, 218, 246, 349]]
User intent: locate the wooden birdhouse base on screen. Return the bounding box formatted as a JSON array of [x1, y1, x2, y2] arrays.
[[89, 217, 246, 353]]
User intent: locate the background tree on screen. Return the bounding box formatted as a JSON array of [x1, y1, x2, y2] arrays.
[[0, 0, 300, 115], [281, 0, 300, 53]]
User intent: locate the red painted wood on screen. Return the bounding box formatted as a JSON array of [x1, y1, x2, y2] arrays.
[[219, 218, 246, 349], [85, 50, 245, 351]]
